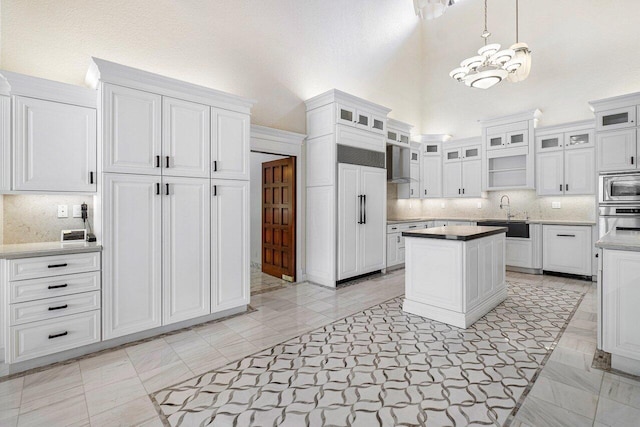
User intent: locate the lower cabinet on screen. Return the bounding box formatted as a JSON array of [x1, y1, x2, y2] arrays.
[[542, 225, 592, 276]]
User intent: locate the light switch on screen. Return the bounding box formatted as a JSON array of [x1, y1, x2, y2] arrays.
[[72, 205, 82, 218], [552, 201, 561, 209], [57, 205, 68, 218]]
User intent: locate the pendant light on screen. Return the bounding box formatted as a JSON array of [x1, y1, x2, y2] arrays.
[[414, 0, 457, 20], [507, 0, 532, 83], [449, 0, 520, 89]]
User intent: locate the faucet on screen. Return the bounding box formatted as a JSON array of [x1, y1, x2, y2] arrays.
[[499, 195, 514, 221]]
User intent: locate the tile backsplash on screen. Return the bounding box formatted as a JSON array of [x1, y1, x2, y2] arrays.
[[2, 195, 94, 244], [387, 184, 596, 222]]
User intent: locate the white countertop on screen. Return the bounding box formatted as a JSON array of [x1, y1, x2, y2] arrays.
[[387, 217, 596, 226], [0, 241, 102, 259], [596, 229, 640, 252]]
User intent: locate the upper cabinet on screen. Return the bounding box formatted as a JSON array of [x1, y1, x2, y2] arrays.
[[590, 92, 640, 173], [387, 118, 412, 146], [211, 109, 250, 180], [421, 142, 442, 198], [442, 137, 482, 198], [535, 121, 595, 196], [0, 70, 98, 193], [337, 104, 385, 135], [481, 109, 541, 191]]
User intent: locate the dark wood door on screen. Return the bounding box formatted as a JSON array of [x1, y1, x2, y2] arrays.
[[262, 157, 296, 281]]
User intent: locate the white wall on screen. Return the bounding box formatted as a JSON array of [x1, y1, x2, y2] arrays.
[[0, 0, 423, 134], [250, 152, 288, 266], [421, 0, 640, 137]]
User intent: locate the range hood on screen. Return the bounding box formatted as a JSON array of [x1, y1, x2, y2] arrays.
[[386, 145, 414, 184]]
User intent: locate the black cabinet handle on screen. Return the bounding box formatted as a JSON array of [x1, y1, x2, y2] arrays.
[[89, 172, 94, 184], [462, 188, 465, 194], [557, 234, 576, 237], [409, 225, 417, 228], [165, 156, 170, 168], [213, 185, 217, 196], [632, 156, 635, 165], [595, 253, 599, 258], [566, 184, 569, 191], [458, 189, 461, 194], [48, 331, 68, 339], [48, 304, 68, 311], [48, 284, 68, 290], [156, 183, 160, 195], [48, 263, 68, 269], [357, 195, 363, 224], [560, 184, 562, 191], [363, 195, 367, 224], [165, 183, 170, 195], [213, 160, 218, 172], [156, 156, 161, 168], [424, 189, 427, 195]]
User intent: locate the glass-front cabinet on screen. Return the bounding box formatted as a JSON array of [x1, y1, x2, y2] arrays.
[[337, 104, 386, 135], [596, 106, 636, 131]]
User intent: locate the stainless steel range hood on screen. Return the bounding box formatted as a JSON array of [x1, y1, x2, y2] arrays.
[[386, 145, 413, 184]]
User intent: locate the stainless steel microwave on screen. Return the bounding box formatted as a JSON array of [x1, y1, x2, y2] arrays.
[[600, 173, 640, 204]]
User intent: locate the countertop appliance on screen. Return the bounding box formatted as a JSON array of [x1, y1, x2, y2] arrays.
[[599, 172, 640, 205], [598, 205, 640, 238]]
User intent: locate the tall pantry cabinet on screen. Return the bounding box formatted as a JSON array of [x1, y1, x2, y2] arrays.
[[87, 58, 253, 339], [305, 90, 389, 287]]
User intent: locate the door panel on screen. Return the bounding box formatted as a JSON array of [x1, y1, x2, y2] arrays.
[[13, 96, 96, 192], [163, 177, 210, 324], [102, 174, 162, 339], [536, 151, 564, 196], [262, 157, 296, 281], [565, 148, 595, 195], [212, 109, 249, 180], [359, 166, 386, 273], [462, 159, 482, 197], [103, 84, 161, 175], [421, 155, 442, 198], [211, 180, 250, 311], [337, 163, 360, 280], [442, 162, 462, 198], [162, 98, 210, 178], [597, 129, 637, 172]]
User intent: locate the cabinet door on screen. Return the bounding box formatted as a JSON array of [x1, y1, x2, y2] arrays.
[[337, 163, 360, 280], [386, 129, 398, 144], [597, 129, 637, 172], [596, 106, 636, 131], [602, 250, 640, 359], [211, 109, 249, 180], [506, 130, 528, 149], [565, 148, 595, 195], [399, 132, 410, 145], [421, 155, 442, 198], [359, 166, 386, 273], [355, 110, 371, 129], [162, 177, 210, 324], [442, 161, 462, 198], [103, 84, 161, 175], [461, 159, 482, 197], [536, 151, 564, 196], [462, 145, 481, 161], [162, 98, 210, 178], [443, 148, 462, 163], [486, 133, 505, 150], [370, 115, 386, 134], [13, 96, 96, 192], [542, 225, 591, 275], [102, 174, 162, 339], [211, 180, 250, 311], [336, 104, 356, 126], [564, 130, 594, 150], [387, 233, 399, 267], [409, 162, 420, 198], [536, 133, 564, 152]]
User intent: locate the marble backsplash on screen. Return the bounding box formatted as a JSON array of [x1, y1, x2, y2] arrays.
[[387, 184, 596, 222], [2, 195, 95, 244]]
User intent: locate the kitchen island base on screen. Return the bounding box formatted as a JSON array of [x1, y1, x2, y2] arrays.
[[402, 227, 507, 329]]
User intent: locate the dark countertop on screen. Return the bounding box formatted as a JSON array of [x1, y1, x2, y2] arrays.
[[387, 217, 596, 226], [402, 226, 508, 241], [0, 241, 102, 259], [596, 229, 640, 252]]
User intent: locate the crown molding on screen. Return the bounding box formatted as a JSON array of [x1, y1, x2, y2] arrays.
[[304, 89, 392, 116], [0, 70, 96, 108]]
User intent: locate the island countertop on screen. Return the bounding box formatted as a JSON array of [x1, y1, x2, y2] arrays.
[[402, 225, 508, 241], [595, 229, 640, 252], [0, 241, 102, 259]]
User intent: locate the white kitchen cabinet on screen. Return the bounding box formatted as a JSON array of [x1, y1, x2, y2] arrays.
[[162, 177, 211, 324], [542, 225, 592, 276], [103, 84, 162, 175], [421, 155, 442, 198], [162, 97, 210, 178], [337, 164, 385, 280], [536, 151, 564, 196], [387, 232, 401, 268], [211, 179, 250, 312], [486, 122, 529, 151], [102, 174, 162, 339], [386, 118, 411, 146], [565, 148, 595, 195], [409, 162, 420, 198], [442, 140, 482, 198], [597, 128, 637, 172], [536, 133, 564, 152], [13, 96, 97, 192], [337, 104, 385, 135], [443, 161, 462, 198], [602, 249, 640, 365], [211, 109, 250, 180], [461, 160, 482, 197], [596, 106, 637, 131]]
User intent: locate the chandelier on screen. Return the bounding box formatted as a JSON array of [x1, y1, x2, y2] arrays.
[[413, 0, 457, 20], [508, 0, 532, 82], [449, 0, 528, 89]]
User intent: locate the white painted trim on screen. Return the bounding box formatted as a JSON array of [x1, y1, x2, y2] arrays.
[[86, 58, 255, 114], [250, 125, 306, 282], [413, 134, 452, 143], [535, 119, 594, 135], [387, 118, 413, 132], [589, 91, 640, 113], [444, 136, 482, 148], [0, 70, 96, 108], [304, 89, 391, 116], [479, 109, 542, 128]]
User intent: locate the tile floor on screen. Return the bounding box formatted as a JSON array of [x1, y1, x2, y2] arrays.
[[250, 266, 292, 295], [0, 270, 638, 427]]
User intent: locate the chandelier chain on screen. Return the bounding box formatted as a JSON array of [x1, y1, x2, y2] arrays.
[[516, 0, 519, 43]]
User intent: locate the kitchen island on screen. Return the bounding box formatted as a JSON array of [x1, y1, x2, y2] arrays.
[[402, 226, 507, 328]]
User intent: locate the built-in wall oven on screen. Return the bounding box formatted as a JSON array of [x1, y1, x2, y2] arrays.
[[598, 205, 640, 238], [599, 173, 640, 204]]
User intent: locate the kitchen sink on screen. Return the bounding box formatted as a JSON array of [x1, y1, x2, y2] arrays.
[[476, 220, 530, 239]]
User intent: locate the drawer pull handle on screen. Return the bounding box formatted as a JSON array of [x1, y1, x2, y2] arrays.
[[48, 263, 68, 269], [48, 304, 68, 311], [48, 284, 68, 289], [48, 331, 68, 339], [409, 225, 417, 228], [557, 234, 576, 237]]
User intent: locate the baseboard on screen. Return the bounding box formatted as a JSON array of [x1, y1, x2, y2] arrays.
[[507, 266, 542, 275], [543, 270, 594, 282]]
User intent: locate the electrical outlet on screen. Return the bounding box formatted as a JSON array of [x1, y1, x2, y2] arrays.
[[440, 202, 445, 209], [477, 202, 482, 209], [552, 201, 561, 209], [72, 205, 82, 218], [57, 205, 68, 218]]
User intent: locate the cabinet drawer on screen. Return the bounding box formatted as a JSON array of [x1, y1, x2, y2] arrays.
[[9, 310, 100, 363], [9, 252, 100, 281], [10, 271, 101, 303], [10, 291, 100, 326], [542, 225, 592, 275]]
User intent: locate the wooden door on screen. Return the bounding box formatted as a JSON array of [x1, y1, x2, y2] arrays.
[[262, 157, 296, 281]]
